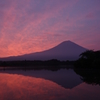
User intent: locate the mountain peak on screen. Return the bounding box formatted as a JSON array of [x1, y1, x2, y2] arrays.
[[57, 40, 79, 47], [59, 40, 75, 45], [0, 40, 87, 61], [58, 40, 86, 49]]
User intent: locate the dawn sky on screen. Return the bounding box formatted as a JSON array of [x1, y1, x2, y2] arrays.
[[0, 0, 100, 57]]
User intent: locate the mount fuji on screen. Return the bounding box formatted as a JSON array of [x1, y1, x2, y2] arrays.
[[0, 41, 87, 61]]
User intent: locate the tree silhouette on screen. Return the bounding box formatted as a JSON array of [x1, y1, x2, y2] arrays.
[[79, 50, 94, 59], [75, 50, 100, 68]]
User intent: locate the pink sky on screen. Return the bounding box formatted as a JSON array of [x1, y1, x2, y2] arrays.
[[0, 0, 100, 57]]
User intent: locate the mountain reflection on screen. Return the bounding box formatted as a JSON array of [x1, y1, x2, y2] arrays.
[[0, 67, 82, 89], [0, 73, 100, 100]]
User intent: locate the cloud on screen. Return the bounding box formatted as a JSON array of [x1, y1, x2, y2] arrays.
[[0, 0, 100, 57], [85, 13, 95, 19]]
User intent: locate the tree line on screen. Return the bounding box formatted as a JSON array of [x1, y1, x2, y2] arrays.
[[75, 50, 100, 68]]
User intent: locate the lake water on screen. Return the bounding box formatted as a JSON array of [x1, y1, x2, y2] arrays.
[[0, 67, 100, 100]]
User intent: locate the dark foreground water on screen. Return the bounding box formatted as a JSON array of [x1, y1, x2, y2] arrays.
[[0, 66, 100, 100]]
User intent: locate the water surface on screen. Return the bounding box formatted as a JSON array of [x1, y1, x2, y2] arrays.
[[0, 67, 100, 100]]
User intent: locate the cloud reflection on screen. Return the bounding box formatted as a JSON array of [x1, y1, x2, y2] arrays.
[[0, 73, 100, 100]]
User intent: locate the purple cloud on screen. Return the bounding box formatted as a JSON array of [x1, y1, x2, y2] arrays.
[[0, 0, 100, 57]]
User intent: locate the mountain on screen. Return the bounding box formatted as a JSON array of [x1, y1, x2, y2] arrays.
[[0, 40, 87, 61]]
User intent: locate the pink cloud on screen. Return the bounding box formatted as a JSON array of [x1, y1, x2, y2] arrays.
[[85, 12, 95, 19], [0, 0, 100, 57]]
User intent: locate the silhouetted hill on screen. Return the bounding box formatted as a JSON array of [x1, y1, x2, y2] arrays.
[[0, 41, 87, 61]]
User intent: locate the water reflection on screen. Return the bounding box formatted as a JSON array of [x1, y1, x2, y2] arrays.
[[0, 73, 100, 100], [74, 68, 100, 86], [0, 68, 82, 89]]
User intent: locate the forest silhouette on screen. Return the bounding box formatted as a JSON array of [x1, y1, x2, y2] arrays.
[[75, 50, 100, 68], [0, 50, 100, 69]]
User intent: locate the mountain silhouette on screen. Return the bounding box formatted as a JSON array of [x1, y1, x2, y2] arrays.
[[0, 40, 87, 61]]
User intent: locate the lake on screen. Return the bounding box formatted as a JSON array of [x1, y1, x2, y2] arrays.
[[0, 66, 100, 100]]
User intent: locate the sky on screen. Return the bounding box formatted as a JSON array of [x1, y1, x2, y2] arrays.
[[0, 0, 100, 57]]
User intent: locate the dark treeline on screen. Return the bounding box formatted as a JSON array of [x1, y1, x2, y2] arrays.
[[0, 59, 74, 67], [0, 65, 73, 71], [74, 50, 100, 68], [74, 50, 100, 85], [0, 50, 100, 68]]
